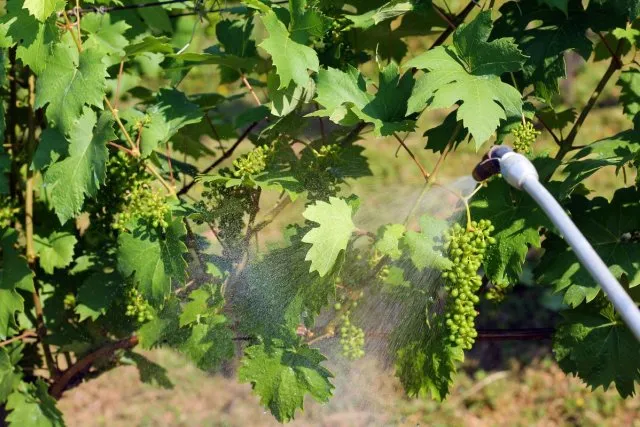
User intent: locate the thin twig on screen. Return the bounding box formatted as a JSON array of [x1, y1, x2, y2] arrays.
[[241, 74, 262, 106], [556, 42, 623, 163], [0, 330, 37, 348], [113, 59, 125, 109], [177, 120, 261, 196], [393, 133, 429, 181], [534, 112, 561, 146], [146, 163, 176, 196], [104, 97, 137, 151], [62, 11, 83, 52], [432, 4, 456, 29], [250, 196, 292, 235]]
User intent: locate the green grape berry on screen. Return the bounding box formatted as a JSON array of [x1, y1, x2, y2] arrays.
[[0, 200, 20, 229], [512, 121, 540, 154], [440, 219, 495, 350]]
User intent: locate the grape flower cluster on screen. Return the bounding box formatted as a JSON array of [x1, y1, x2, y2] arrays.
[[125, 287, 154, 323], [113, 184, 170, 231], [233, 145, 273, 177], [0, 200, 19, 229], [511, 121, 540, 154], [441, 220, 495, 350]]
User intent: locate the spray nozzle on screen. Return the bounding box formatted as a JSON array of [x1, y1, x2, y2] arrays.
[[472, 145, 513, 182]]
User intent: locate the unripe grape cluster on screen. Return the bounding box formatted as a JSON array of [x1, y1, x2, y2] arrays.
[[441, 220, 496, 350], [315, 17, 364, 69], [486, 279, 511, 302], [511, 121, 540, 154], [233, 145, 273, 177], [125, 287, 154, 323], [63, 293, 76, 310], [113, 184, 170, 231], [339, 313, 365, 360], [0, 200, 19, 229]]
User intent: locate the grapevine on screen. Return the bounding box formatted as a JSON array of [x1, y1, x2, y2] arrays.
[[0, 0, 639, 424]]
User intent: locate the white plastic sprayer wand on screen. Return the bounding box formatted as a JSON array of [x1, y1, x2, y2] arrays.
[[472, 146, 640, 342]]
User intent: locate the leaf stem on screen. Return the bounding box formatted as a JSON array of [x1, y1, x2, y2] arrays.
[[146, 163, 176, 197]]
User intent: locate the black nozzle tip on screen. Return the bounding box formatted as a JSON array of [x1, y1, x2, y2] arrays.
[[472, 145, 513, 181]]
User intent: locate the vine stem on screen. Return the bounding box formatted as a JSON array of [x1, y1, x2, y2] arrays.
[[113, 59, 125, 109], [146, 163, 176, 197], [50, 336, 139, 399], [25, 74, 58, 379]]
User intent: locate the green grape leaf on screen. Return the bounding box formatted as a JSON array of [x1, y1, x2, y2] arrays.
[[1, 230, 34, 339], [81, 12, 131, 59], [179, 286, 223, 327], [236, 234, 343, 340], [117, 218, 188, 305], [238, 341, 333, 422], [493, 1, 592, 101], [558, 130, 640, 198], [259, 10, 319, 88], [396, 329, 464, 401], [375, 223, 406, 260], [537, 187, 640, 307], [536, 106, 577, 131], [22, 0, 65, 22], [405, 11, 525, 146], [471, 178, 550, 284], [302, 197, 355, 276], [6, 380, 64, 427], [312, 63, 416, 136], [33, 231, 77, 274], [31, 129, 68, 171], [44, 109, 114, 224], [124, 36, 174, 57], [137, 298, 181, 349], [127, 352, 174, 389], [170, 48, 258, 71], [0, 348, 21, 401], [423, 111, 468, 153], [540, 0, 569, 14], [553, 299, 640, 397], [177, 315, 234, 371], [35, 42, 108, 135], [402, 214, 452, 271], [618, 70, 640, 124], [1, 2, 60, 75], [1, 230, 34, 292], [75, 271, 121, 321], [121, 89, 203, 157], [268, 71, 316, 117], [289, 0, 332, 44], [346, 0, 415, 30]]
